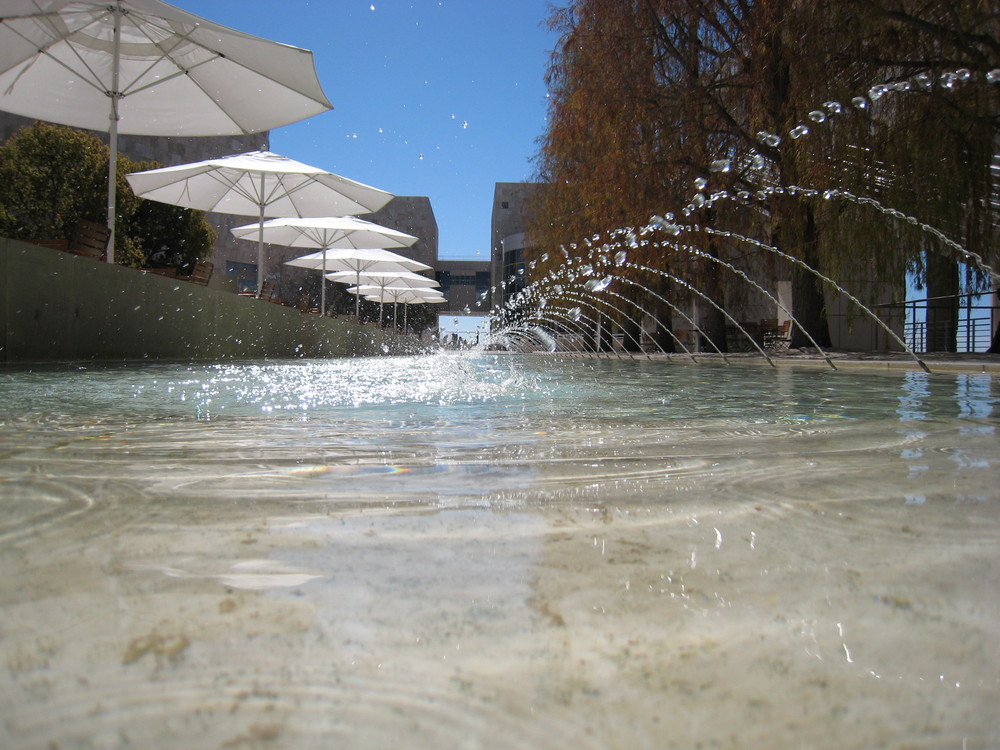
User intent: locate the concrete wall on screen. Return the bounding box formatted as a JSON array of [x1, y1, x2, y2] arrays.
[[1, 239, 420, 363]]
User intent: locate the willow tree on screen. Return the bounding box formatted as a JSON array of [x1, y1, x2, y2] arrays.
[[773, 0, 999, 351], [533, 1, 671, 347], [535, 0, 750, 351], [536, 0, 998, 352]]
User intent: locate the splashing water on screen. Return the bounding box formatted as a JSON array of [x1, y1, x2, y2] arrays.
[[489, 69, 998, 368]]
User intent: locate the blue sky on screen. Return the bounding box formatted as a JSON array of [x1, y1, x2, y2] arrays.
[[168, 0, 559, 261]]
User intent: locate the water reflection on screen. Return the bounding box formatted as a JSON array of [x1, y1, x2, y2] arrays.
[[0, 354, 997, 748]]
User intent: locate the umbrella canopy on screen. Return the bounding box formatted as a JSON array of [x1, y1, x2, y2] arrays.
[[0, 0, 333, 262], [235, 217, 418, 252], [287, 247, 428, 273], [128, 151, 394, 295], [350, 285, 445, 329], [354, 287, 445, 303], [326, 270, 439, 289], [279, 243, 427, 317], [330, 270, 439, 327]]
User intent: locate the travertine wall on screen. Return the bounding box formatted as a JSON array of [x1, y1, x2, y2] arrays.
[[490, 182, 541, 310]]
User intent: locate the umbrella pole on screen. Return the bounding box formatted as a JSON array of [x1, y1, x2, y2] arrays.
[[321, 252, 327, 315], [355, 269, 361, 318], [256, 200, 265, 298], [105, 4, 122, 264], [393, 301, 398, 330]]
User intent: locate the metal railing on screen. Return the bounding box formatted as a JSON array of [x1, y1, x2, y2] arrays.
[[880, 292, 998, 353]]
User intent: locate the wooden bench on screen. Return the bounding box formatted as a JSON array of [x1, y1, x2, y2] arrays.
[[178, 259, 213, 286], [70, 219, 109, 260], [141, 267, 178, 278], [30, 219, 108, 260]]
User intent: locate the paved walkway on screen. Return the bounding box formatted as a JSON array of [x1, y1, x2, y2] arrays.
[[527, 349, 1000, 373]]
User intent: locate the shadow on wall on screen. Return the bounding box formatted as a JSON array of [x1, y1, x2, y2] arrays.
[[0, 239, 420, 363]]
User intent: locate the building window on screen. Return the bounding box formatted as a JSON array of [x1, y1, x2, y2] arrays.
[[501, 201, 509, 209]]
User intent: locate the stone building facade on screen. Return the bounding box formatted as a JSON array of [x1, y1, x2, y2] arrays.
[[490, 182, 542, 311], [435, 260, 490, 314]]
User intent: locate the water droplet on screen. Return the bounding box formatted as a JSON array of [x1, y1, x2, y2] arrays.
[[807, 110, 826, 123], [868, 84, 889, 101], [691, 193, 706, 208], [751, 153, 766, 169], [694, 177, 708, 191], [789, 124, 809, 139], [987, 69, 1000, 83], [823, 101, 843, 115], [852, 96, 868, 109], [585, 276, 612, 293], [568, 306, 582, 321], [955, 68, 971, 81], [540, 252, 549, 262], [579, 264, 594, 276], [615, 250, 628, 264], [756, 131, 781, 147], [890, 80, 911, 92], [709, 159, 731, 173], [914, 72, 933, 90], [539, 297, 547, 308]]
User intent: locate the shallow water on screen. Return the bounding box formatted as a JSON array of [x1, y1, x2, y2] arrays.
[[1, 353, 997, 749]]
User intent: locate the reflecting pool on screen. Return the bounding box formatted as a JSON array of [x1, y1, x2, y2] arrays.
[[1, 353, 998, 748]]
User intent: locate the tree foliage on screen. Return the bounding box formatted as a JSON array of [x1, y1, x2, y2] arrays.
[[0, 121, 214, 271], [533, 0, 999, 351]]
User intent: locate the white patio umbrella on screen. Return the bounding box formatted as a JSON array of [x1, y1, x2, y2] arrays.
[[389, 291, 446, 333], [330, 270, 439, 326], [229, 219, 422, 315], [0, 0, 333, 263], [352, 285, 445, 329], [127, 151, 394, 296], [286, 246, 428, 318]]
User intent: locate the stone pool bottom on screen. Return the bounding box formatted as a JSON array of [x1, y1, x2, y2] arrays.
[[0, 353, 997, 748]]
